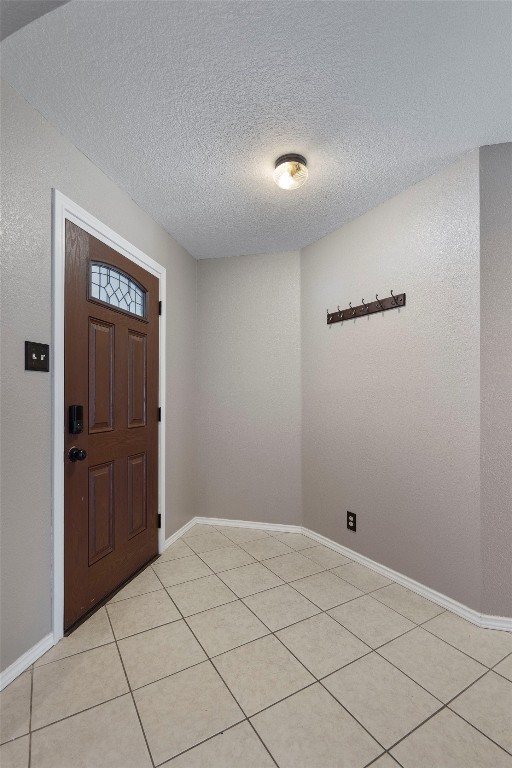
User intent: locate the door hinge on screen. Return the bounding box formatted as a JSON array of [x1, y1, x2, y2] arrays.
[[158, 301, 162, 315], [158, 407, 161, 422], [157, 514, 161, 529]]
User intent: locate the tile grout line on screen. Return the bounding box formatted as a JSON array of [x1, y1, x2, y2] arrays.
[[250, 555, 426, 658], [148, 582, 283, 768], [148, 551, 288, 768], [108, 586, 166, 606], [190, 533, 512, 761], [156, 534, 408, 615], [34, 566, 492, 673], [22, 526, 511, 765], [190, 547, 392, 758], [126, 530, 512, 763], [154, 720, 251, 767], [25, 634, 450, 758], [22, 635, 512, 753], [446, 711, 512, 759], [364, 587, 446, 626], [33, 638, 123, 669], [150, 560, 280, 767], [362, 753, 393, 768], [492, 668, 512, 684], [186, 545, 378, 764], [491, 649, 512, 667], [382, 704, 451, 757], [191, 540, 497, 730], [320, 581, 506, 671], [442, 667, 512, 757], [379, 666, 512, 761], [103, 607, 157, 768], [418, 622, 511, 668], [246, 719, 281, 768], [51, 549, 512, 655], [489, 648, 512, 684], [27, 692, 136, 737]]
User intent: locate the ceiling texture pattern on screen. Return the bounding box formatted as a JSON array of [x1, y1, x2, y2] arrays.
[[1, 1, 511, 258]]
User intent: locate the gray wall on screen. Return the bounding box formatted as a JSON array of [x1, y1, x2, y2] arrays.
[[196, 253, 302, 526], [0, 80, 197, 671], [1, 76, 509, 678], [301, 152, 482, 611], [480, 143, 512, 618]]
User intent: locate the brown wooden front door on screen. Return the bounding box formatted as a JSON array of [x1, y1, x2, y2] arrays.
[[64, 220, 159, 631]]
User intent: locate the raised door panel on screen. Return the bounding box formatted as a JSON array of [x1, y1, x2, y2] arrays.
[[89, 319, 114, 433], [128, 330, 147, 428], [88, 461, 114, 565], [128, 453, 147, 538]]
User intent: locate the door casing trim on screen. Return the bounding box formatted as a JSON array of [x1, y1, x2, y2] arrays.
[[52, 189, 167, 644]]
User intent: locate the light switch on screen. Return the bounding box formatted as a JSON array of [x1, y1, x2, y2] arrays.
[[25, 341, 50, 372]]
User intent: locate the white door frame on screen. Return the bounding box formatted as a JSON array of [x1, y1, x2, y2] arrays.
[[52, 189, 166, 644]]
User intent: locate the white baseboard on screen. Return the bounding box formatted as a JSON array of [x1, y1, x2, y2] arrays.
[[194, 516, 302, 535], [301, 527, 512, 633], [0, 633, 53, 691], [161, 517, 198, 550], [182, 517, 512, 633]]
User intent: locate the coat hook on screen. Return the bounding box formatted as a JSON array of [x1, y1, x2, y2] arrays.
[[362, 298, 369, 312], [390, 290, 399, 306], [349, 302, 356, 317], [376, 294, 384, 310]]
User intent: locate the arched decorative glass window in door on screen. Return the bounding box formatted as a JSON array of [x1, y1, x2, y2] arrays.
[[90, 263, 146, 318]]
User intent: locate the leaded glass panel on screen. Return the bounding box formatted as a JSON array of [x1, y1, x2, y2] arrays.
[[90, 263, 145, 318]]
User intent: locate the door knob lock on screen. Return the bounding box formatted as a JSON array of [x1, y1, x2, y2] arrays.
[[69, 447, 87, 462]]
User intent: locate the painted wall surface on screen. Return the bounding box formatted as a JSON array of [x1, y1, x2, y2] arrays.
[[301, 152, 482, 611], [0, 81, 197, 671], [1, 75, 509, 681], [480, 143, 512, 617], [196, 253, 302, 526]]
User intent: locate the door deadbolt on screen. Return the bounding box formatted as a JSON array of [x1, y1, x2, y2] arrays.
[[69, 447, 87, 462]]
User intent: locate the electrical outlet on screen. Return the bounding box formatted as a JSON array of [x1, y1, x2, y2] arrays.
[[347, 511, 356, 532]]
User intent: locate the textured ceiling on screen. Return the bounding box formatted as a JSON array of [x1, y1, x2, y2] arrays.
[[1, 1, 511, 258]]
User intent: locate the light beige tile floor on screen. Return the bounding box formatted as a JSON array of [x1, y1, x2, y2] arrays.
[[107, 589, 181, 640], [198, 544, 256, 572], [166, 573, 237, 616], [1, 523, 511, 768], [495, 652, 512, 682], [300, 544, 353, 568], [155, 538, 194, 562], [242, 583, 320, 631], [276, 612, 370, 678], [263, 551, 326, 582]]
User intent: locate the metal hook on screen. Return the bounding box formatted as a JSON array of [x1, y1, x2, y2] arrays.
[[376, 294, 384, 310], [362, 298, 369, 312], [349, 302, 356, 317], [390, 290, 399, 306]]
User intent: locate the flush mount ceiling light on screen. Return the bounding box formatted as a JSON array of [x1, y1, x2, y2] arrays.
[[273, 154, 308, 190]]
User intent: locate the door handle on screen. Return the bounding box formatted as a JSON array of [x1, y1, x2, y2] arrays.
[[69, 447, 87, 462]]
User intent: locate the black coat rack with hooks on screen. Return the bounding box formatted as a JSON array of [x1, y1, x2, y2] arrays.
[[326, 291, 406, 325]]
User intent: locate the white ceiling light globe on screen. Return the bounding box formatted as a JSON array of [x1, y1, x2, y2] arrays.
[[273, 154, 308, 190]]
